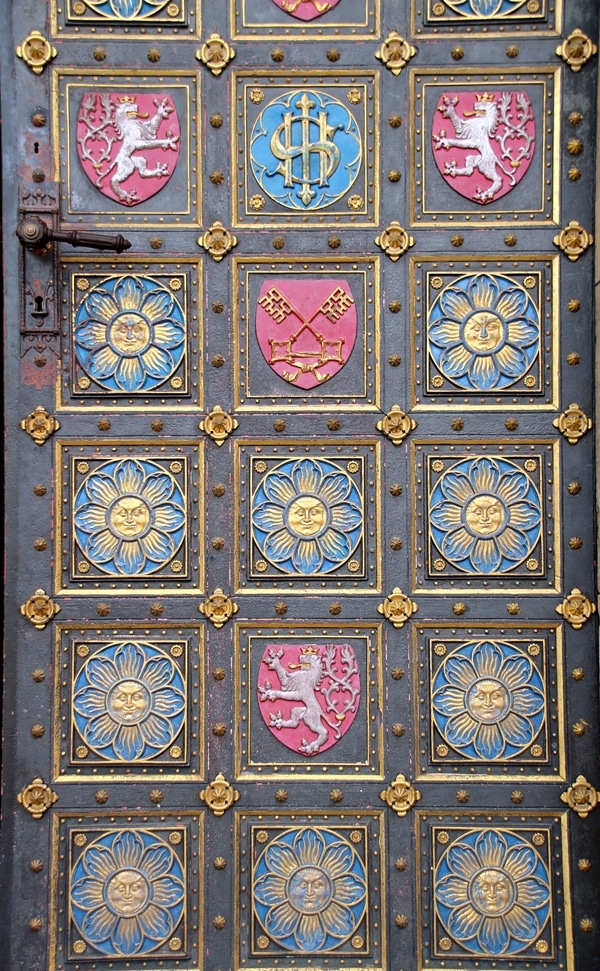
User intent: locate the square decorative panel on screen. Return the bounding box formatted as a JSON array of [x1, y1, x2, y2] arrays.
[[232, 0, 379, 40], [54, 71, 200, 227], [235, 811, 386, 970], [55, 440, 203, 594], [413, 623, 565, 781], [234, 440, 381, 592], [410, 69, 560, 226], [54, 623, 204, 781], [50, 0, 199, 36], [233, 257, 380, 411], [416, 811, 571, 969], [412, 0, 560, 36], [233, 71, 378, 227], [410, 256, 559, 409], [412, 440, 559, 593], [50, 813, 202, 971], [58, 258, 202, 410], [235, 623, 384, 780]]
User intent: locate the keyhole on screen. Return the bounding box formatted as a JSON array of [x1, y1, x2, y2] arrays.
[[33, 142, 39, 154], [34, 296, 44, 313]]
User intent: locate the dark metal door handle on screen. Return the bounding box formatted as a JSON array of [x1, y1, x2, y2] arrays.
[[17, 215, 131, 253]]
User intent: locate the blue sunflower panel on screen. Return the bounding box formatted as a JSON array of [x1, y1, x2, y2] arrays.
[[427, 273, 540, 395], [73, 274, 187, 396], [54, 816, 203, 970], [72, 457, 186, 580], [417, 815, 570, 967], [419, 448, 556, 590], [72, 641, 186, 764], [237, 813, 385, 967], [247, 452, 370, 584]]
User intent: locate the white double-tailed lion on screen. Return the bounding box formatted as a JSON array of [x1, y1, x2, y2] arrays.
[[432, 94, 517, 203], [96, 96, 180, 206], [258, 646, 341, 755]]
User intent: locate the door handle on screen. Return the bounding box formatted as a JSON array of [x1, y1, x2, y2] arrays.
[[16, 215, 131, 254]]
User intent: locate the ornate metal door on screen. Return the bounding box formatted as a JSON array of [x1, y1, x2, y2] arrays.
[[2, 2, 600, 970]]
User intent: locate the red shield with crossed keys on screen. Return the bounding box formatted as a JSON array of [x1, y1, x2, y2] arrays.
[[269, 0, 343, 21], [431, 90, 536, 205], [255, 278, 357, 390], [76, 92, 181, 207], [257, 643, 361, 756]]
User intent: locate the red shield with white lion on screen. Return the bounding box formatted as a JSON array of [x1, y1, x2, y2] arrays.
[[255, 278, 357, 390], [270, 0, 343, 21], [257, 643, 360, 756], [76, 92, 181, 207], [431, 90, 536, 205]]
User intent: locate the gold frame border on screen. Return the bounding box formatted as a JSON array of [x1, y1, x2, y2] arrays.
[[50, 0, 201, 38], [53, 70, 201, 228], [53, 622, 206, 783], [411, 438, 561, 595], [230, 0, 379, 41], [49, 811, 203, 971], [414, 809, 573, 971], [411, 0, 563, 38], [54, 439, 204, 596], [232, 70, 380, 229], [57, 256, 204, 413], [233, 809, 387, 971], [232, 255, 381, 412], [234, 621, 384, 780], [409, 254, 560, 411], [233, 438, 383, 594], [412, 621, 566, 782], [409, 67, 561, 228]]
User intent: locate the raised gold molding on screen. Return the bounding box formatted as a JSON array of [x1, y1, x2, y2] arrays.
[[16, 31, 57, 75], [198, 222, 238, 261], [380, 773, 421, 816], [556, 589, 596, 630], [553, 403, 592, 443], [375, 221, 414, 260], [556, 30, 598, 72], [553, 221, 593, 261], [375, 31, 417, 76], [199, 406, 239, 445], [199, 588, 239, 628], [560, 775, 598, 817], [17, 778, 58, 818], [196, 33, 235, 76], [378, 587, 418, 629], [200, 773, 240, 816], [376, 405, 417, 444], [20, 589, 61, 629], [20, 405, 60, 446]]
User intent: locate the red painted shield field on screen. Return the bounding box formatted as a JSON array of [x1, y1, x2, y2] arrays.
[[257, 643, 360, 756], [77, 92, 181, 207], [270, 0, 343, 21], [431, 90, 536, 205], [256, 278, 357, 390]]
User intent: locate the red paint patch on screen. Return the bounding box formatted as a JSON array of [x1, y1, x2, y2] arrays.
[[256, 278, 357, 390]]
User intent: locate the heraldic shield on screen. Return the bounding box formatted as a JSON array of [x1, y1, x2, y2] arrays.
[[431, 91, 536, 205], [76, 92, 181, 207], [255, 278, 358, 390], [257, 642, 361, 756], [269, 0, 344, 21]]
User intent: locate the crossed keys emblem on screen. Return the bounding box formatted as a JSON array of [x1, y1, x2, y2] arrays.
[[258, 284, 355, 384]]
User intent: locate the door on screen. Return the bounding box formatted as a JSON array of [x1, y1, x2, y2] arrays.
[[2, 1, 600, 970]]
